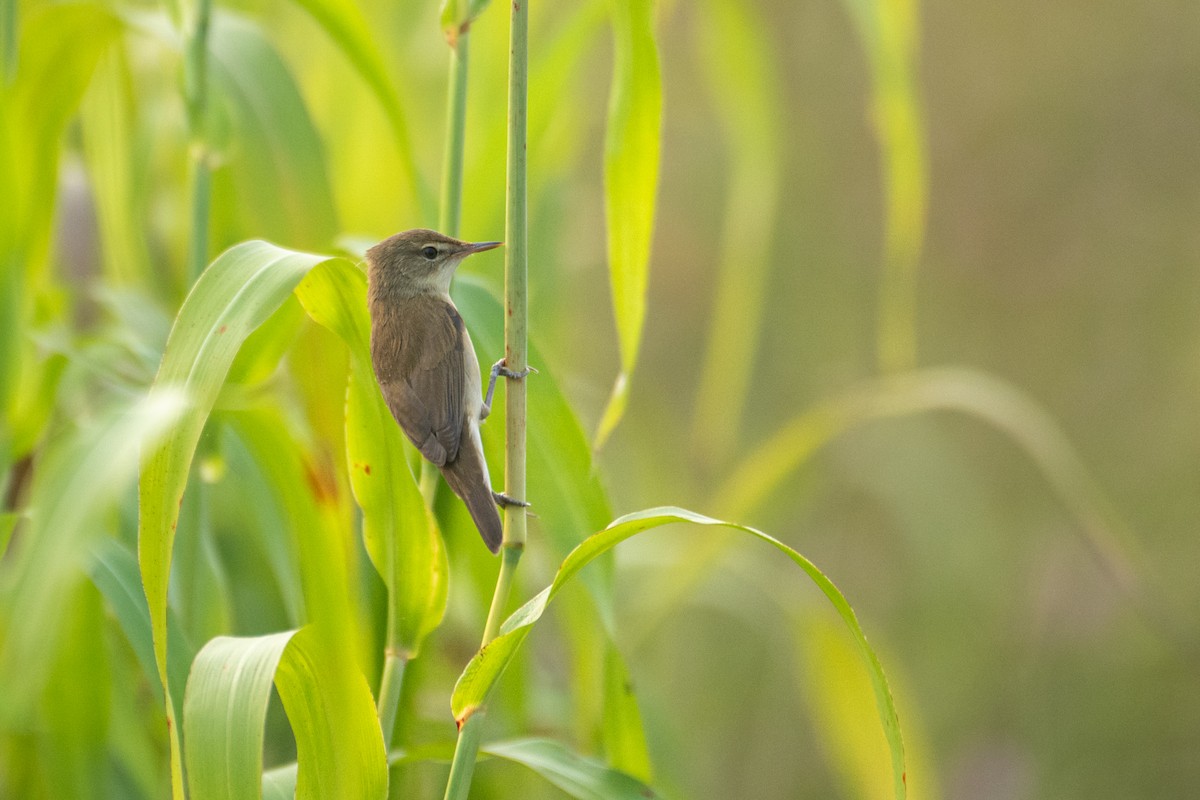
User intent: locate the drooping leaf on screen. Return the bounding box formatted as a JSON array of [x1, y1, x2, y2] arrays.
[[483, 738, 659, 800], [294, 259, 447, 657], [594, 0, 662, 449], [451, 506, 907, 800], [183, 626, 387, 800], [138, 240, 340, 796]]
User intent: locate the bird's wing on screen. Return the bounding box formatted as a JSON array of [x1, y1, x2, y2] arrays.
[[374, 296, 466, 466]]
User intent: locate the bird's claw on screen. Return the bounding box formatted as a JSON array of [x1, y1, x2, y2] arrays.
[[492, 491, 531, 508], [490, 358, 538, 381]]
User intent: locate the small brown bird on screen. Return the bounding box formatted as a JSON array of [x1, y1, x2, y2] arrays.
[[366, 228, 529, 554]]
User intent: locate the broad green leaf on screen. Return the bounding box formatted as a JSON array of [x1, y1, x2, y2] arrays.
[[283, 0, 431, 219], [208, 13, 338, 250], [483, 738, 659, 800], [451, 506, 907, 800], [184, 627, 387, 800], [87, 539, 196, 728], [184, 631, 294, 800], [595, 0, 662, 449], [138, 240, 338, 797], [0, 391, 184, 726], [295, 260, 447, 657], [689, 0, 784, 466], [0, 511, 18, 557]]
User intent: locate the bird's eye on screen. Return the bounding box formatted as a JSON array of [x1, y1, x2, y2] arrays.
[[421, 246, 438, 260]]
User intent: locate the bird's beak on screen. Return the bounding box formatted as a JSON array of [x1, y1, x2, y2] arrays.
[[465, 241, 502, 254]]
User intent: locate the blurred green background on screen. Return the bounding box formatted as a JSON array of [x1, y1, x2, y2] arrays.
[[1, 0, 1197, 797]]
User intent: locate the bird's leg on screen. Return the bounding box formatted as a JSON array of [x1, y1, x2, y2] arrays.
[[493, 491, 531, 508], [481, 358, 538, 420]]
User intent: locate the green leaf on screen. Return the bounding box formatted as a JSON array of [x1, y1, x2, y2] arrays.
[[138, 240, 339, 796], [295, 260, 447, 657], [208, 13, 338, 249], [183, 627, 387, 800], [0, 392, 185, 726], [451, 506, 907, 800], [0, 2, 121, 436], [601, 645, 652, 783], [689, 0, 784, 465], [839, 0, 927, 372], [595, 0, 662, 449], [483, 738, 659, 800], [283, 0, 431, 219], [87, 539, 196, 728]]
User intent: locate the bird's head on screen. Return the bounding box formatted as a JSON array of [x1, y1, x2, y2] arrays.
[[366, 228, 501, 296]]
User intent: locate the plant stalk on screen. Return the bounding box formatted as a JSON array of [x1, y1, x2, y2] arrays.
[[183, 0, 212, 283], [443, 1, 529, 797], [376, 651, 407, 750]]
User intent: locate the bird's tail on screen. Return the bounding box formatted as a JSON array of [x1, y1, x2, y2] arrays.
[[440, 425, 503, 554]]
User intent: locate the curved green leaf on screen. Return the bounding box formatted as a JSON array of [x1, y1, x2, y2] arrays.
[[594, 0, 662, 449], [184, 626, 387, 800], [483, 738, 658, 800], [138, 240, 339, 796], [295, 260, 447, 657], [450, 506, 906, 800]]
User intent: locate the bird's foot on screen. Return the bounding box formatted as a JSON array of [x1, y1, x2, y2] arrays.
[[490, 358, 538, 381], [492, 491, 531, 508]]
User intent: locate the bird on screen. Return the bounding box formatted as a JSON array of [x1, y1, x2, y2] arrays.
[[365, 228, 530, 554]]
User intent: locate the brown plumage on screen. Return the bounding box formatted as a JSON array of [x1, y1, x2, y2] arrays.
[[366, 229, 503, 553]]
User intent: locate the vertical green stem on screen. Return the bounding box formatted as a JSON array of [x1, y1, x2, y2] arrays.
[[376, 651, 407, 751], [183, 0, 212, 283], [443, 3, 529, 799], [440, 30, 470, 238]]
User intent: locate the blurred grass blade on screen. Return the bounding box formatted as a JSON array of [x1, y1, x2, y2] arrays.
[[0, 2, 120, 441], [81, 45, 153, 286], [594, 0, 662, 450], [840, 0, 927, 373], [716, 367, 1142, 592], [483, 738, 658, 799], [451, 506, 906, 799], [295, 260, 448, 657], [283, 0, 431, 219], [138, 241, 339, 796], [208, 13, 338, 249], [88, 539, 196, 727], [0, 391, 185, 725], [689, 0, 783, 466], [184, 626, 388, 800]]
